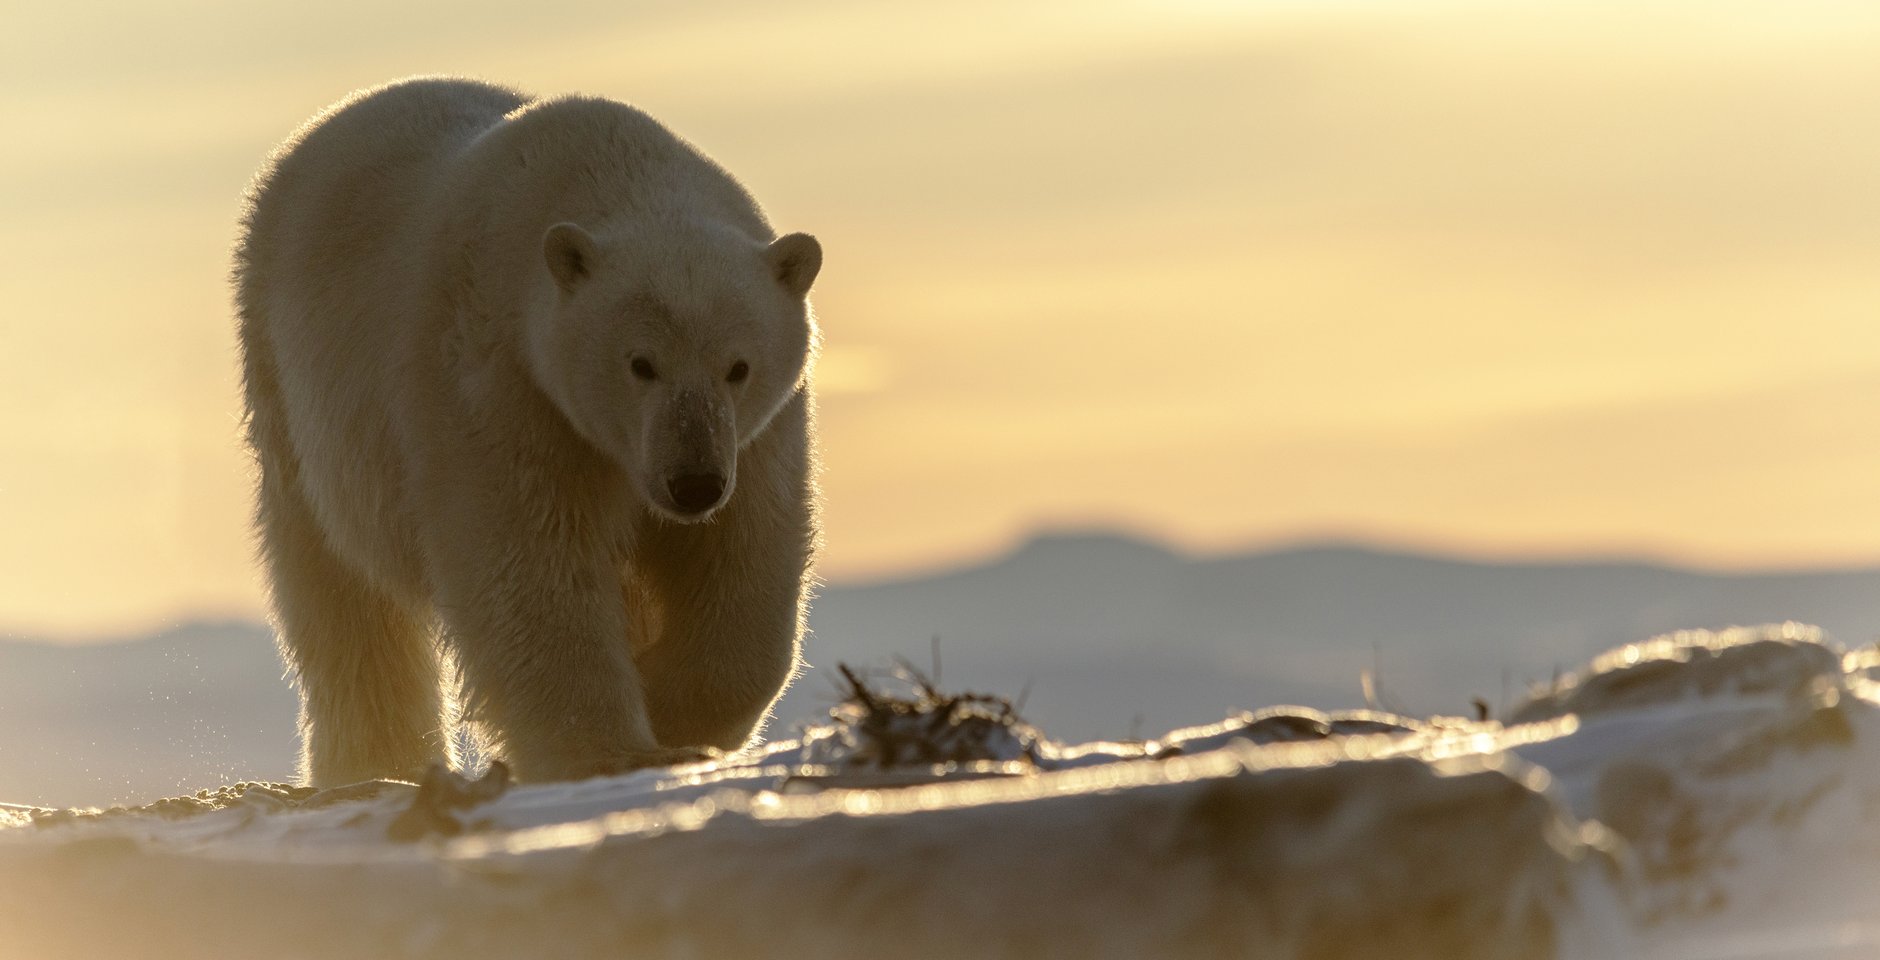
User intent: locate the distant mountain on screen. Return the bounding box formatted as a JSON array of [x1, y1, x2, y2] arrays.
[[4, 533, 1877, 807], [774, 533, 1880, 741]]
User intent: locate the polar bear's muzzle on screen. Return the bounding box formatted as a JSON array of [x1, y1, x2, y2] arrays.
[[667, 471, 726, 516], [645, 387, 736, 521]]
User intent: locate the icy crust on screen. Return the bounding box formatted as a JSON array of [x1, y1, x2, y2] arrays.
[[1509, 622, 1843, 724], [5, 623, 1880, 959], [790, 661, 1429, 778], [1152, 705, 1420, 754], [790, 668, 1422, 777], [0, 739, 1614, 960]]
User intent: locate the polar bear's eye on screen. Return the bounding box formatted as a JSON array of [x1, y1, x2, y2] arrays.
[[630, 356, 658, 381], [727, 361, 749, 384]]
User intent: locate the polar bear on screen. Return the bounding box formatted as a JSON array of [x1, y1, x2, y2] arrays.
[[233, 78, 821, 786]]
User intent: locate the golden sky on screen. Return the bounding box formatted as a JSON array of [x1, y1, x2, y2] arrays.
[[3, 1, 1879, 637]]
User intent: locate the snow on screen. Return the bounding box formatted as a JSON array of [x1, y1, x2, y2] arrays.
[[3, 623, 1878, 959]]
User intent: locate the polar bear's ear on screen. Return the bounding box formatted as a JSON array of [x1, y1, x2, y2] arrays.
[[766, 233, 822, 299], [543, 222, 598, 296]]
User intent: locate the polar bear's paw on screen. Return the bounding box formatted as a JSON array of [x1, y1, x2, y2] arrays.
[[580, 746, 725, 780]]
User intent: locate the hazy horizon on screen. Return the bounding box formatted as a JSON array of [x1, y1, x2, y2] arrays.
[[10, 524, 1880, 645], [7, 0, 1880, 636]]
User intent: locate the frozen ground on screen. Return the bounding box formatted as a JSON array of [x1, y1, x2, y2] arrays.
[[3, 623, 1878, 959]]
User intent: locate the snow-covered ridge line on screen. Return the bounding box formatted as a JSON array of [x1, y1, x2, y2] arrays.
[[4, 623, 1878, 960]]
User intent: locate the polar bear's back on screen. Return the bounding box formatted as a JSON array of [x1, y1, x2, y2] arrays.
[[236, 78, 527, 592], [237, 78, 523, 325], [237, 77, 525, 371]]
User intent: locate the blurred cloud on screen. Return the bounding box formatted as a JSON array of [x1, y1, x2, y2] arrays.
[[815, 345, 895, 396]]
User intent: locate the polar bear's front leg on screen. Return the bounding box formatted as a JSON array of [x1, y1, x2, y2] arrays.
[[634, 410, 814, 752], [425, 483, 673, 782], [633, 545, 807, 753]]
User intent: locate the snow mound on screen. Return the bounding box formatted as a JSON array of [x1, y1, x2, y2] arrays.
[[1510, 622, 1842, 724], [1510, 624, 1880, 956], [5, 623, 1880, 958]]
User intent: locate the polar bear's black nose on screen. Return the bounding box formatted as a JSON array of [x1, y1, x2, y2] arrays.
[[668, 473, 726, 514]]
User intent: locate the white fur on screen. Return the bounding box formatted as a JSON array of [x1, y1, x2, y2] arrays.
[[234, 78, 821, 785]]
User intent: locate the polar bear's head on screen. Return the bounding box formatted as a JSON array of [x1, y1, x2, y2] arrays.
[[526, 218, 820, 522]]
